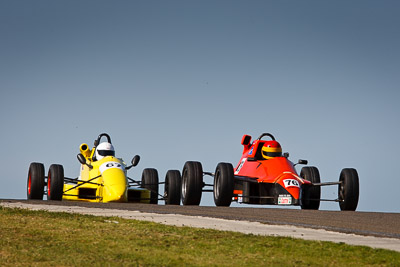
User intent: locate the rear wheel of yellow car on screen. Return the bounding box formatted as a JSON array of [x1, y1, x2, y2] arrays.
[[141, 168, 159, 204], [164, 170, 181, 205], [47, 164, 64, 201], [27, 162, 45, 200], [181, 161, 203, 205]]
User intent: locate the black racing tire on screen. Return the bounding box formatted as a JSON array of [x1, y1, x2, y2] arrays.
[[181, 161, 203, 205], [213, 162, 234, 207], [47, 164, 64, 201], [300, 166, 321, 210], [27, 162, 45, 200], [141, 168, 159, 204], [164, 170, 182, 205], [338, 168, 359, 211]]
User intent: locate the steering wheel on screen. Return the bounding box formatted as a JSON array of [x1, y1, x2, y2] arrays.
[[256, 133, 276, 141], [94, 133, 112, 146]]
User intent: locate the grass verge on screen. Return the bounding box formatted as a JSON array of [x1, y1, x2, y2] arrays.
[[0, 206, 399, 266]]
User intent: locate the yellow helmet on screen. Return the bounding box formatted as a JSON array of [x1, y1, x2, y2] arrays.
[[261, 141, 282, 159]]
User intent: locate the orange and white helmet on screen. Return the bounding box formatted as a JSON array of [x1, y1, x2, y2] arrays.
[[261, 140, 282, 159], [95, 142, 115, 160]]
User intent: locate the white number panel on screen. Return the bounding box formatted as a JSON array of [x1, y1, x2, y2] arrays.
[[100, 161, 124, 174], [283, 179, 300, 188]]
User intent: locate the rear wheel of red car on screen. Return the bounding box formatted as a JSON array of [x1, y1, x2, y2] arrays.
[[27, 162, 45, 200], [164, 170, 181, 205], [338, 168, 359, 211], [141, 168, 159, 204], [300, 166, 321, 210], [213, 162, 234, 207], [47, 164, 64, 201], [181, 161, 203, 205]]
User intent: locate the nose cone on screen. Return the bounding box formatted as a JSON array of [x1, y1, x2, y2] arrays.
[[102, 168, 127, 202], [278, 173, 301, 200]]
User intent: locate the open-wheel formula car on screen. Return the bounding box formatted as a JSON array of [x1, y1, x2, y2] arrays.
[[27, 133, 181, 204], [172, 133, 359, 211]]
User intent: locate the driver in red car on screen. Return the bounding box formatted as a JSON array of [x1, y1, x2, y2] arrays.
[[261, 140, 282, 159]]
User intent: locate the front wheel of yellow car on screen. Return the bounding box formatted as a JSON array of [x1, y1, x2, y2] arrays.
[[47, 164, 64, 201], [27, 162, 45, 200], [141, 168, 159, 204]]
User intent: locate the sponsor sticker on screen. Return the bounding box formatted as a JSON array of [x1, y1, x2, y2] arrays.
[[234, 158, 246, 174], [283, 179, 300, 188], [278, 194, 292, 205], [248, 147, 254, 155], [99, 161, 124, 174]]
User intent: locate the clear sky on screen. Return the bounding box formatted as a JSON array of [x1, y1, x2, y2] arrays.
[[1, 1, 399, 212]]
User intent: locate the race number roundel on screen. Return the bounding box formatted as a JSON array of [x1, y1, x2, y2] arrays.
[[283, 179, 300, 188], [99, 161, 124, 174]]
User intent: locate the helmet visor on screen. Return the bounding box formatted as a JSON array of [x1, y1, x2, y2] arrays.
[[97, 149, 115, 157], [262, 150, 282, 158]]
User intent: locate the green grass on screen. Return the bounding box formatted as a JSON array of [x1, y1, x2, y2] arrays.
[[0, 207, 399, 266]]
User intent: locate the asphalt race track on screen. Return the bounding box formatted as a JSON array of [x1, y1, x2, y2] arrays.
[[2, 199, 399, 239]]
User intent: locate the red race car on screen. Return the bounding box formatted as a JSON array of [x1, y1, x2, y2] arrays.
[[175, 133, 359, 211]]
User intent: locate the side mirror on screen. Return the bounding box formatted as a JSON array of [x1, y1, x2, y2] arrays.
[[77, 153, 93, 169], [126, 155, 140, 170], [298, 159, 308, 165], [241, 135, 251, 146], [294, 159, 308, 166], [131, 155, 140, 167]]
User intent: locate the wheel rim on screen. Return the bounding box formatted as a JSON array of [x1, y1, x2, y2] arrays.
[[182, 170, 187, 200], [48, 174, 51, 197], [339, 181, 345, 201], [165, 177, 169, 201], [214, 170, 220, 199], [28, 173, 32, 195]]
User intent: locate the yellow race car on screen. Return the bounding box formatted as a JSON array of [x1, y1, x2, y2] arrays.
[[27, 133, 181, 204]]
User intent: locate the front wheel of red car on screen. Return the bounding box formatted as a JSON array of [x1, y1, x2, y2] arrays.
[[141, 168, 159, 204], [213, 163, 234, 207], [164, 170, 181, 205], [300, 166, 321, 210], [338, 168, 359, 211], [47, 164, 64, 201], [181, 161, 203, 205], [27, 162, 45, 200]]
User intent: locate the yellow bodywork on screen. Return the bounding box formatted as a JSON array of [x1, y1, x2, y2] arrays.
[[62, 143, 150, 203]]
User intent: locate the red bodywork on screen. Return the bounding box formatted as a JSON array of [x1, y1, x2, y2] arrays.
[[233, 135, 311, 205]]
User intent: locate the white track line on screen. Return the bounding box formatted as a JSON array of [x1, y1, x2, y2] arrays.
[[2, 202, 400, 252]]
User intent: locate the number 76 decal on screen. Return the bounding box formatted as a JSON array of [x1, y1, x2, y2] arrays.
[[283, 179, 300, 188]]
